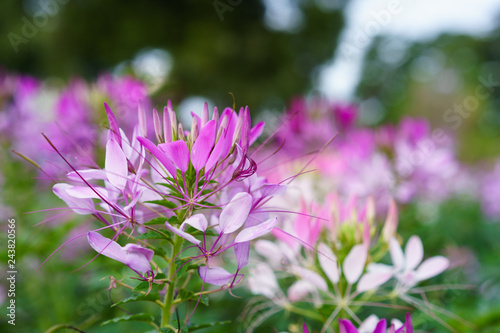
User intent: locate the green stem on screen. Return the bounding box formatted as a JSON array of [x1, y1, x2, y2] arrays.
[[161, 234, 184, 328], [284, 304, 324, 322]]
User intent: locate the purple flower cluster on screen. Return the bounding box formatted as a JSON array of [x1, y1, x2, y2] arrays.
[[0, 72, 151, 177]]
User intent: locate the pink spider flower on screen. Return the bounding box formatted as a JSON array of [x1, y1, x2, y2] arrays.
[[137, 102, 265, 214]]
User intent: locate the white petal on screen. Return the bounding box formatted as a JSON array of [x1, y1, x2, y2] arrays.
[[287, 280, 316, 302], [234, 217, 277, 243], [405, 236, 423, 271], [292, 266, 328, 291], [318, 243, 339, 284], [219, 192, 253, 234], [415, 256, 449, 282], [356, 271, 392, 293], [389, 238, 405, 271], [343, 244, 367, 285]]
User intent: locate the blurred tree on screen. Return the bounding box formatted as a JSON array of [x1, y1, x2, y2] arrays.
[[0, 0, 347, 111], [356, 27, 500, 161]]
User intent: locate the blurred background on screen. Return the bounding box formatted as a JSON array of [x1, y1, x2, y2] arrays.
[[1, 0, 500, 332]]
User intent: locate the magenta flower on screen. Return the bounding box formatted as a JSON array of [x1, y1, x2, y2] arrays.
[[339, 313, 413, 333]]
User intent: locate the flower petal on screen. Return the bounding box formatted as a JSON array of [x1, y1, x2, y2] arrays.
[[234, 241, 250, 269], [234, 217, 277, 243], [343, 244, 367, 285], [123, 243, 154, 274], [198, 266, 238, 286], [318, 242, 339, 284], [248, 263, 279, 298], [415, 256, 449, 282], [356, 271, 392, 292], [87, 231, 127, 264], [53, 183, 94, 215], [373, 319, 387, 333], [249, 121, 265, 145], [390, 238, 405, 271], [105, 138, 128, 190], [219, 192, 253, 234], [104, 102, 121, 146], [288, 280, 316, 302], [191, 120, 216, 171], [405, 236, 423, 271], [339, 319, 359, 333], [164, 222, 201, 245], [181, 214, 208, 232], [137, 136, 177, 177], [159, 140, 189, 173]]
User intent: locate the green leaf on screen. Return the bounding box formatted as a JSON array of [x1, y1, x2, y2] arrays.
[[111, 292, 160, 307], [143, 217, 168, 225], [101, 313, 154, 326], [145, 200, 177, 209], [178, 288, 209, 306], [190, 321, 231, 331], [135, 230, 172, 242]]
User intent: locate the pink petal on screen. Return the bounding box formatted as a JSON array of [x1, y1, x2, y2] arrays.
[[234, 217, 277, 243], [198, 266, 237, 286], [67, 169, 107, 181], [163, 106, 172, 143], [373, 319, 387, 333], [343, 244, 367, 285], [390, 238, 405, 271], [288, 280, 316, 302], [65, 185, 108, 199], [137, 137, 177, 177], [87, 231, 127, 264], [303, 323, 310, 333], [339, 319, 359, 333], [382, 199, 398, 241], [181, 214, 208, 232], [159, 140, 189, 173], [405, 236, 423, 271], [318, 242, 339, 284], [105, 138, 128, 190], [53, 183, 94, 215], [205, 129, 229, 172], [104, 103, 121, 146], [356, 271, 392, 292], [260, 184, 287, 197], [138, 101, 147, 137], [191, 120, 216, 171], [165, 222, 201, 245], [219, 192, 253, 234], [249, 121, 265, 145], [122, 243, 154, 274], [415, 256, 449, 282], [234, 241, 250, 269]]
